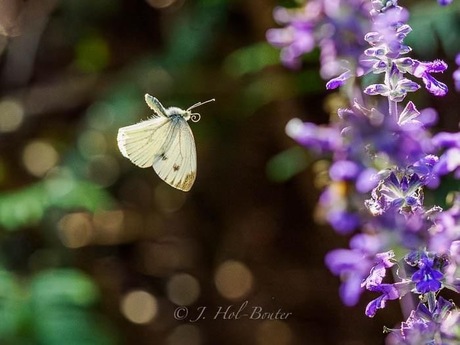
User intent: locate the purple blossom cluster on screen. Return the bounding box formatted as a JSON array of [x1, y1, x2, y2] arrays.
[[269, 0, 460, 343], [266, 0, 372, 79]]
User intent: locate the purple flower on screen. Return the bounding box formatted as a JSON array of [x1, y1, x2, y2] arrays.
[[433, 148, 460, 177], [409, 60, 448, 96], [329, 160, 360, 181], [438, 0, 453, 5], [370, 0, 400, 16], [431, 132, 460, 178], [325, 234, 383, 306], [429, 196, 460, 254], [365, 282, 411, 317], [340, 102, 433, 167], [405, 251, 446, 294], [326, 210, 360, 234], [266, 6, 316, 69], [432, 131, 460, 149], [365, 172, 424, 215], [361, 250, 395, 288], [285, 118, 342, 154], [397, 101, 423, 128], [267, 0, 371, 79], [454, 54, 460, 92], [387, 297, 459, 344], [411, 262, 443, 294], [326, 69, 353, 90]]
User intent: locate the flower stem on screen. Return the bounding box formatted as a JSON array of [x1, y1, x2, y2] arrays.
[[388, 99, 398, 122], [427, 292, 436, 313]]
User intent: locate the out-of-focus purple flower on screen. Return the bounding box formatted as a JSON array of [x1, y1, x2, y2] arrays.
[[433, 148, 460, 178], [326, 210, 360, 234], [454, 54, 460, 92], [444, 240, 460, 292], [356, 168, 379, 193], [329, 160, 360, 181], [285, 118, 342, 154], [432, 131, 460, 148], [431, 131, 460, 178], [266, 6, 317, 69], [438, 0, 453, 5], [429, 196, 460, 254], [325, 233, 383, 306], [267, 0, 371, 79]]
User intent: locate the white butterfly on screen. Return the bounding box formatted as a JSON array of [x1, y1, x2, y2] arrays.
[[117, 94, 214, 191]]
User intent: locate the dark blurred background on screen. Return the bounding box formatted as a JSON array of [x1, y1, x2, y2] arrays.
[[0, 0, 459, 344]]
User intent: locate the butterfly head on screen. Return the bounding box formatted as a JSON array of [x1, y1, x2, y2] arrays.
[[185, 98, 215, 123]]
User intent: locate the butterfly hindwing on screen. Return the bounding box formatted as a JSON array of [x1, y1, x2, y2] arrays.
[[152, 116, 196, 191]]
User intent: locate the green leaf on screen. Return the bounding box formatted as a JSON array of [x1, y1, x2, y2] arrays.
[[266, 147, 311, 182]]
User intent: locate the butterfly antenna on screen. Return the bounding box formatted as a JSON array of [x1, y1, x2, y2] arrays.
[[188, 98, 215, 122]]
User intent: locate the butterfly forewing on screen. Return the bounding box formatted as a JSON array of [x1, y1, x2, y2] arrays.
[[117, 116, 172, 168], [145, 94, 168, 118], [152, 116, 197, 191]]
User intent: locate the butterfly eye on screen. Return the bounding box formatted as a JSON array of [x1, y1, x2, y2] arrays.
[[190, 113, 201, 122]]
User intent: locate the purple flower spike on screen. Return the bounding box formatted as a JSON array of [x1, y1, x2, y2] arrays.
[[270, 0, 460, 340]]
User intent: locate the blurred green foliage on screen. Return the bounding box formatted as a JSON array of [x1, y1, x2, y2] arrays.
[[0, 269, 114, 345], [408, 1, 460, 58], [0, 175, 113, 230]]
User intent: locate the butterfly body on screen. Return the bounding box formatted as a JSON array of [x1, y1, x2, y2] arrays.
[[117, 94, 213, 192]]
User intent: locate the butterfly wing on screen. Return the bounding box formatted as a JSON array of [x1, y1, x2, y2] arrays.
[[145, 94, 168, 118], [152, 116, 197, 192], [117, 116, 173, 168]]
